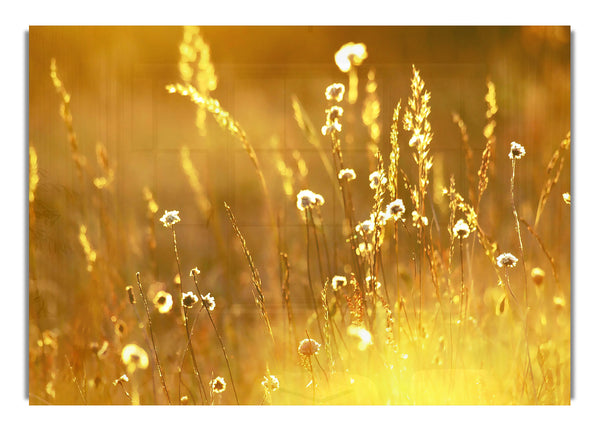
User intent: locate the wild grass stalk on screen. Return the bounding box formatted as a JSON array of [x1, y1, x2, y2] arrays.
[[280, 252, 298, 346], [224, 202, 274, 342], [507, 142, 538, 403], [534, 132, 570, 229]]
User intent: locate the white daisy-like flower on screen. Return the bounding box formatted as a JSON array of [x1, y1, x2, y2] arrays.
[[159, 210, 181, 227], [509, 141, 526, 160], [452, 219, 470, 239], [201, 293, 216, 311], [296, 189, 325, 211], [496, 252, 518, 268], [181, 291, 199, 308], [210, 376, 226, 394], [369, 171, 387, 190], [332, 275, 348, 292], [325, 106, 344, 123], [334, 42, 367, 73], [121, 344, 149, 371], [386, 199, 406, 221], [325, 83, 345, 102], [153, 290, 173, 314], [355, 218, 375, 235], [338, 168, 357, 181], [321, 119, 342, 136]]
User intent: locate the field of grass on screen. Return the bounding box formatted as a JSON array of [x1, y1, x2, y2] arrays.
[[28, 26, 570, 405]]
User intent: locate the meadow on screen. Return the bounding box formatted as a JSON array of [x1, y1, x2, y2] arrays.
[[28, 26, 570, 405]]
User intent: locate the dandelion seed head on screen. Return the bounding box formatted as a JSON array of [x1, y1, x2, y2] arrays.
[[452, 218, 470, 239], [497, 252, 518, 268], [509, 141, 526, 160], [210, 376, 227, 394], [338, 168, 356, 181], [189, 267, 201, 277], [298, 338, 321, 356], [160, 210, 181, 227], [181, 291, 199, 308], [153, 290, 173, 314], [332, 275, 348, 292], [325, 83, 345, 102]]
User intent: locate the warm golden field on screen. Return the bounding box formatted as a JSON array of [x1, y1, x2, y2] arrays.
[[28, 26, 570, 406]]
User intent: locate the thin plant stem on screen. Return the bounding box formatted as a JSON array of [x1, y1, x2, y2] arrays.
[[170, 225, 208, 404], [510, 159, 538, 403], [135, 272, 171, 405], [182, 305, 208, 404], [305, 208, 326, 344], [505, 269, 537, 404], [191, 273, 240, 405]]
